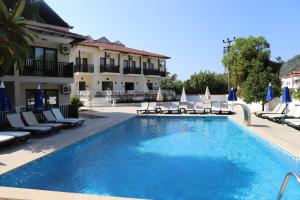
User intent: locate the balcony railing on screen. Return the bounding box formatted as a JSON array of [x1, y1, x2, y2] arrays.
[[20, 59, 73, 78], [143, 69, 164, 76], [143, 69, 160, 76], [74, 64, 94, 73], [123, 67, 141, 74], [100, 65, 120, 73]]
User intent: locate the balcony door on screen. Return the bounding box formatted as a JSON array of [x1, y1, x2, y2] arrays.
[[33, 47, 57, 76]]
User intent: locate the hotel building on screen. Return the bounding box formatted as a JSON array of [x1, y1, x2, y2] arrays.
[[2, 1, 85, 110], [70, 37, 171, 101]]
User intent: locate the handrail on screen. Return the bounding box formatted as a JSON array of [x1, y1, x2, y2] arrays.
[[276, 172, 300, 200]]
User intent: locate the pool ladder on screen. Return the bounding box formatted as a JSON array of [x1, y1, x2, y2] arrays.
[[276, 172, 300, 200]]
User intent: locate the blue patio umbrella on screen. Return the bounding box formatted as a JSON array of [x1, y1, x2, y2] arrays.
[[266, 83, 274, 102], [282, 86, 292, 103], [34, 84, 44, 109], [282, 86, 292, 113], [0, 82, 12, 112], [228, 87, 237, 101]]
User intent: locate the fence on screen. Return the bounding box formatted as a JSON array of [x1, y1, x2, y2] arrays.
[[0, 104, 77, 129]]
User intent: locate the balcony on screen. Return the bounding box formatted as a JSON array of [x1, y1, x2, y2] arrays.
[[20, 59, 73, 78], [123, 67, 141, 75], [100, 65, 120, 73], [74, 64, 94, 73], [143, 69, 163, 76]]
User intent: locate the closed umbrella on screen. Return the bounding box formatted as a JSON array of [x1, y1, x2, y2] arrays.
[[204, 86, 211, 101], [156, 88, 163, 101], [266, 83, 274, 111], [228, 87, 237, 101], [228, 87, 237, 111], [282, 86, 292, 112], [34, 84, 44, 109], [0, 82, 12, 112], [180, 87, 187, 103]]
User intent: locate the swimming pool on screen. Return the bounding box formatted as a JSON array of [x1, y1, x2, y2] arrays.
[[0, 116, 299, 200]]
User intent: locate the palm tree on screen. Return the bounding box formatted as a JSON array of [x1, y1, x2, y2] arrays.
[[0, 0, 35, 77]]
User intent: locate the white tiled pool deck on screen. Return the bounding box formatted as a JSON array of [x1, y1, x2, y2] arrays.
[[0, 105, 300, 199]]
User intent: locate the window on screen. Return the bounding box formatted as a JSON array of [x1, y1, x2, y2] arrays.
[[45, 49, 56, 62], [125, 82, 134, 91], [25, 89, 58, 109], [110, 58, 114, 66], [143, 62, 147, 69], [124, 60, 129, 68], [131, 61, 136, 68], [35, 48, 44, 60], [100, 58, 105, 66], [33, 47, 57, 62], [79, 81, 86, 91], [102, 81, 113, 91], [150, 63, 154, 70], [147, 83, 153, 90]]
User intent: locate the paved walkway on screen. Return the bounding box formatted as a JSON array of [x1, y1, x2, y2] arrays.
[[1, 105, 300, 199]]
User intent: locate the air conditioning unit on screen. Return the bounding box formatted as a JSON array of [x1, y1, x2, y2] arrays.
[[61, 44, 71, 55], [62, 85, 71, 94]]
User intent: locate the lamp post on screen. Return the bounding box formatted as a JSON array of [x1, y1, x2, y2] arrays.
[[223, 37, 236, 92]]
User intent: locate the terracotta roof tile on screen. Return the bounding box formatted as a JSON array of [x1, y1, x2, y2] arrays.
[[79, 40, 170, 59]]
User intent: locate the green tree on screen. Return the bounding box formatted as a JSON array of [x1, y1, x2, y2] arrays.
[[222, 36, 272, 88], [0, 0, 35, 77], [222, 36, 282, 110], [241, 66, 281, 110], [187, 71, 228, 94], [160, 73, 184, 94]]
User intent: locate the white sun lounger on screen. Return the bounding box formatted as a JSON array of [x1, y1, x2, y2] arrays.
[[0, 135, 15, 145], [264, 105, 300, 122], [0, 132, 30, 142], [185, 102, 196, 114], [260, 104, 287, 118], [6, 113, 52, 135], [159, 102, 171, 114], [22, 111, 64, 131], [194, 102, 205, 114], [51, 108, 84, 125], [147, 102, 158, 113], [168, 102, 180, 114], [254, 103, 283, 117], [137, 102, 148, 114]]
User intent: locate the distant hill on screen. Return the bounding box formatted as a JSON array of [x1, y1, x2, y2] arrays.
[[280, 55, 300, 77]]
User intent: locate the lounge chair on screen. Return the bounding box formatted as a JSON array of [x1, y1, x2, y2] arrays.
[[159, 102, 170, 114], [211, 101, 221, 114], [168, 102, 180, 114], [22, 111, 64, 131], [285, 120, 300, 130], [0, 135, 15, 146], [43, 110, 78, 126], [264, 105, 300, 123], [179, 102, 187, 113], [185, 102, 196, 114], [194, 102, 205, 114], [254, 103, 283, 117], [260, 104, 287, 119], [0, 131, 30, 142], [147, 102, 158, 114], [137, 102, 148, 114], [51, 108, 85, 125], [6, 113, 52, 135], [220, 101, 232, 114]]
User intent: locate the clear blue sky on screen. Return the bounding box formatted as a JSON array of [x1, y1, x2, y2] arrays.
[[46, 0, 300, 80]]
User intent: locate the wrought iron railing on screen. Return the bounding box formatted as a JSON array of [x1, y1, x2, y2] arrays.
[[123, 67, 141, 74], [74, 64, 94, 73], [143, 69, 164, 76], [20, 59, 74, 77], [100, 65, 120, 73]]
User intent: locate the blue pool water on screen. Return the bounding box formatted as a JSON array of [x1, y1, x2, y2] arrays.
[[0, 116, 300, 199]]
